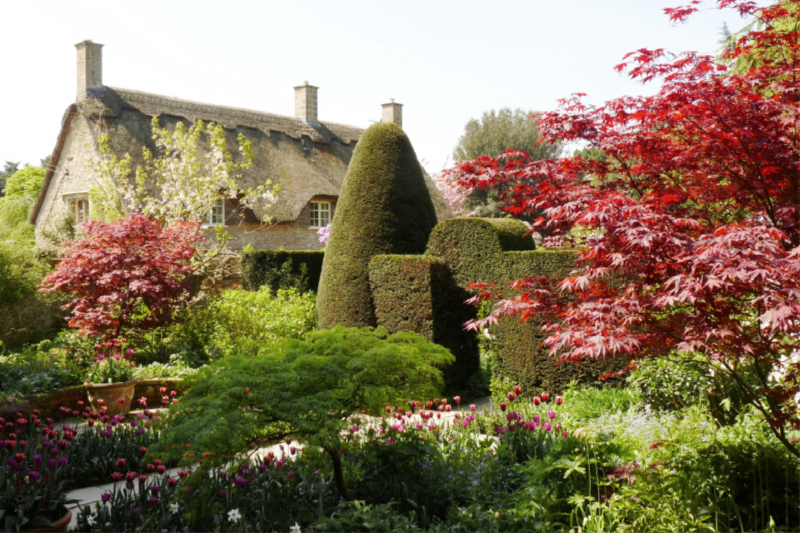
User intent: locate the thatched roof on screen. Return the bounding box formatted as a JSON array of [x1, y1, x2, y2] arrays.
[[32, 87, 454, 224]]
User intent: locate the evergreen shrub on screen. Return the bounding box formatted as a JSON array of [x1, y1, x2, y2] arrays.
[[370, 217, 625, 394], [240, 250, 324, 293], [316, 123, 438, 329]]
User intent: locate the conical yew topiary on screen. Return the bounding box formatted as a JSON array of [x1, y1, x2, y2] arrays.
[[317, 123, 438, 329]]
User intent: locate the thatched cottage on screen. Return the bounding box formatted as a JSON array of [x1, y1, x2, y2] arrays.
[[31, 41, 453, 250]]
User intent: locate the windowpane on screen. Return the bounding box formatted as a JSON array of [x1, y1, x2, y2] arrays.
[[207, 198, 224, 225], [310, 201, 331, 228]]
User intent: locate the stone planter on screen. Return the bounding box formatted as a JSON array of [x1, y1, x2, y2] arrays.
[[0, 507, 71, 533], [85, 380, 137, 416]]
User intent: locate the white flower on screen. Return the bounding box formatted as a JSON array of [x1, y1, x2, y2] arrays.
[[227, 508, 242, 523], [290, 522, 302, 533], [170, 502, 179, 515], [86, 514, 96, 526]]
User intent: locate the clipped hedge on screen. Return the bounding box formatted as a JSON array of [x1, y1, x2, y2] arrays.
[[317, 123, 438, 329], [370, 255, 479, 389], [369, 217, 625, 394], [241, 250, 324, 293]]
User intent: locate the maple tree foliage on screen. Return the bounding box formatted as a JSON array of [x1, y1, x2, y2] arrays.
[[448, 0, 800, 458], [39, 213, 202, 339]]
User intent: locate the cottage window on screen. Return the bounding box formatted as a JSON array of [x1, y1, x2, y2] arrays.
[[206, 198, 225, 226], [310, 201, 331, 228], [64, 195, 90, 224]]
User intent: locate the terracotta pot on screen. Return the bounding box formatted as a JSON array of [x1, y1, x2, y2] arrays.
[[0, 508, 71, 533], [85, 380, 137, 416]]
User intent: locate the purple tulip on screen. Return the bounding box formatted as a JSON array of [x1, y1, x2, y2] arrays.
[[32, 455, 42, 466], [28, 471, 40, 482], [234, 476, 246, 487], [47, 459, 57, 470], [544, 423, 552, 432], [547, 411, 556, 420], [58, 457, 68, 467], [6, 458, 18, 469], [133, 508, 139, 517], [218, 489, 227, 499], [101, 492, 111, 502], [150, 497, 159, 506], [150, 486, 159, 495]]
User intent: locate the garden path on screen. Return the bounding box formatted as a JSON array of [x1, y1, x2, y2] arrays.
[[63, 397, 494, 528]]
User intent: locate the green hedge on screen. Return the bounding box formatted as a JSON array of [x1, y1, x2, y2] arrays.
[[370, 255, 479, 389], [316, 123, 438, 329], [369, 217, 625, 394], [240, 250, 324, 293]]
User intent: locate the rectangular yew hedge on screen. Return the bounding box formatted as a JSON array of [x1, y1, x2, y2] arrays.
[[241, 250, 324, 293]]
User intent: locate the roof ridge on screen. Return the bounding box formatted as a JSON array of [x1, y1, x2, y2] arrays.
[[104, 86, 364, 145]]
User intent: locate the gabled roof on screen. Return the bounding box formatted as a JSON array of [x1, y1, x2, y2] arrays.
[[32, 87, 454, 224]]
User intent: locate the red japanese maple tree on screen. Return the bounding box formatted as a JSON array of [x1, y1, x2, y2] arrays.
[[449, 0, 800, 457], [40, 213, 202, 339]]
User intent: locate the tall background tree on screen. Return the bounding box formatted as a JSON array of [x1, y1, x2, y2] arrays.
[[451, 0, 800, 459], [0, 161, 20, 198], [448, 108, 561, 218]]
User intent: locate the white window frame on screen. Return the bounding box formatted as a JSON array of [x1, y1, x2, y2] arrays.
[[64, 193, 90, 224], [205, 197, 226, 227], [309, 201, 331, 229]]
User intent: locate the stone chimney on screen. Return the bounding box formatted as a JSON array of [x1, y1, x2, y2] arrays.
[[294, 81, 319, 124], [75, 40, 103, 101], [382, 100, 403, 128]]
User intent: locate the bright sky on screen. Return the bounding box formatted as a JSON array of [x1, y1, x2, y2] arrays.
[[0, 0, 764, 173]]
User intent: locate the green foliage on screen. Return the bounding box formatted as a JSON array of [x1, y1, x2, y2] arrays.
[[240, 250, 324, 293], [317, 123, 439, 329], [452, 108, 562, 218], [153, 327, 454, 499], [206, 287, 317, 356], [0, 161, 20, 198], [629, 355, 759, 426], [2, 165, 45, 199]]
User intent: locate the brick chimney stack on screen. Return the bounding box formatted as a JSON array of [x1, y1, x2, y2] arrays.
[[382, 99, 403, 128], [75, 40, 103, 101], [294, 81, 319, 124]]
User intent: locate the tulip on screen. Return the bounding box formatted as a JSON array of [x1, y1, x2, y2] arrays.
[[555, 396, 563, 406], [499, 402, 508, 412], [287, 471, 296, 478], [178, 470, 188, 478], [126, 472, 137, 482], [146, 464, 155, 473], [454, 396, 461, 404], [157, 465, 167, 474], [533, 396, 541, 405], [101, 492, 111, 502], [47, 459, 57, 470], [544, 423, 552, 431], [28, 471, 40, 482], [150, 497, 159, 506], [33, 455, 42, 466], [548, 411, 556, 420], [445, 405, 452, 412], [218, 489, 227, 499], [168, 477, 177, 487], [470, 404, 476, 411], [513, 386, 522, 394], [542, 392, 550, 402], [508, 392, 517, 401], [111, 472, 124, 481], [138, 475, 147, 484], [58, 457, 68, 467], [150, 486, 159, 495]]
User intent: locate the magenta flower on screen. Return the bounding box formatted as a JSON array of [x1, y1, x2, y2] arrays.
[[58, 457, 68, 467], [150, 486, 159, 495], [287, 471, 296, 479], [218, 489, 227, 499], [150, 497, 159, 506], [544, 423, 552, 432], [32, 455, 42, 466], [47, 459, 57, 470], [234, 476, 247, 487], [547, 411, 556, 420], [101, 492, 111, 502], [28, 471, 40, 482]]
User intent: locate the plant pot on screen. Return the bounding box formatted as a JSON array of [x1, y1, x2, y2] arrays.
[[85, 380, 137, 416], [0, 507, 72, 533]]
